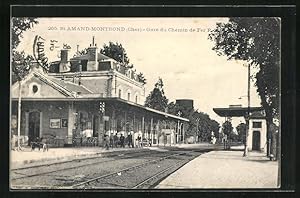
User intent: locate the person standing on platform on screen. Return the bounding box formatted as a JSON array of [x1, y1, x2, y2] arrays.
[[128, 133, 134, 148], [137, 135, 142, 148], [113, 133, 119, 148], [120, 133, 125, 148], [109, 133, 114, 148], [85, 128, 93, 146], [104, 134, 110, 150]]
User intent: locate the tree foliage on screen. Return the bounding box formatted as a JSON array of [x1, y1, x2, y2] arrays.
[[145, 78, 220, 142], [236, 122, 247, 143], [145, 78, 168, 111], [167, 102, 220, 142], [12, 17, 39, 51], [137, 72, 147, 85], [100, 41, 130, 65], [12, 17, 38, 84], [193, 111, 220, 142], [208, 17, 280, 157], [222, 121, 233, 136], [73, 42, 147, 85], [12, 51, 34, 82], [208, 18, 280, 123]]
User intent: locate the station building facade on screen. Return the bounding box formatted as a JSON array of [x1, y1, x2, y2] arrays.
[[247, 111, 267, 152], [11, 42, 189, 148]]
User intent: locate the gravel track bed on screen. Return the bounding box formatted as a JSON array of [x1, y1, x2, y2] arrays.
[[11, 149, 153, 170], [11, 150, 180, 188], [11, 150, 158, 180], [81, 152, 200, 189]]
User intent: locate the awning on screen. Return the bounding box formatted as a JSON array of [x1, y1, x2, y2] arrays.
[[11, 97, 189, 122], [213, 107, 264, 117]]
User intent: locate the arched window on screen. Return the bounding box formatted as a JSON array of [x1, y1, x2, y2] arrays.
[[135, 95, 138, 103], [127, 92, 131, 101]]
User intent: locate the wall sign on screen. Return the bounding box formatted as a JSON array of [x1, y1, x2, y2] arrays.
[[50, 118, 61, 128], [103, 116, 110, 121]]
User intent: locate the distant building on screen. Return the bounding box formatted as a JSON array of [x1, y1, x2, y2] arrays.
[[11, 40, 189, 148], [176, 99, 194, 110]]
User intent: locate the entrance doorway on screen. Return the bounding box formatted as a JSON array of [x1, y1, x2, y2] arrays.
[[252, 131, 261, 151], [28, 111, 40, 145]]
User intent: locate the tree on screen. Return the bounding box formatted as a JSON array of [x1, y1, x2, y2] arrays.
[[74, 42, 147, 85], [12, 17, 38, 150], [12, 51, 34, 80], [12, 17, 39, 50], [222, 121, 233, 149], [210, 119, 220, 140], [100, 41, 130, 66], [167, 102, 220, 142], [12, 18, 39, 84], [208, 18, 280, 158], [145, 78, 168, 112], [222, 121, 233, 137], [137, 72, 147, 85], [236, 123, 247, 143], [193, 111, 217, 142]]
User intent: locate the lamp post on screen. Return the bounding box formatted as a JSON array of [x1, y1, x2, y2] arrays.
[[243, 63, 250, 157], [17, 80, 22, 151]]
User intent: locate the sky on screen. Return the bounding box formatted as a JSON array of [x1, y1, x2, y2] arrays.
[[16, 17, 262, 127]]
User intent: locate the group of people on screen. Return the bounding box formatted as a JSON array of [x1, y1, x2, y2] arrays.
[[103, 133, 133, 150], [103, 133, 150, 150]]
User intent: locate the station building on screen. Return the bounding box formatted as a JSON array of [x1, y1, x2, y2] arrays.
[[11, 41, 189, 148]]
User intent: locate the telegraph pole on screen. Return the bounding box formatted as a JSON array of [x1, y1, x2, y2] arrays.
[[17, 81, 22, 151], [243, 63, 250, 157]]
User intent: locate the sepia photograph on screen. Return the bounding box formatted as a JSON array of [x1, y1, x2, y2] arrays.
[[10, 17, 281, 190]]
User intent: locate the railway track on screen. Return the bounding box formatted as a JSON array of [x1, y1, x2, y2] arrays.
[[11, 149, 157, 181], [11, 148, 211, 189], [72, 150, 202, 189], [11, 149, 152, 171]]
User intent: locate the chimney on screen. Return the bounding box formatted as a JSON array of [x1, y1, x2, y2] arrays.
[[59, 49, 71, 72], [87, 36, 98, 71]]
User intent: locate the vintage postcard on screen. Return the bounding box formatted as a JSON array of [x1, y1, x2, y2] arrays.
[[10, 17, 281, 190]]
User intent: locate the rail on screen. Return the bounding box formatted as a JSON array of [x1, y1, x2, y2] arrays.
[[11, 149, 154, 180], [132, 160, 189, 189], [71, 151, 193, 188]]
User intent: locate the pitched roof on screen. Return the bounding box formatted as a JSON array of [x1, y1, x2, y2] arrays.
[[50, 78, 93, 94], [18, 71, 93, 97]]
